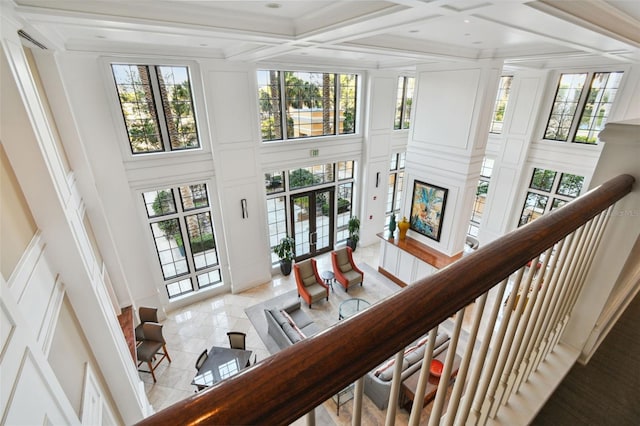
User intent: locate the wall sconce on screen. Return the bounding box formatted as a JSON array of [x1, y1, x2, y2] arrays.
[[376, 172, 380, 188], [241, 199, 248, 219]]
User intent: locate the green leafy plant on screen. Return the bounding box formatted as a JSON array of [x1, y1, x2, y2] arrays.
[[347, 216, 360, 249], [273, 236, 295, 262]]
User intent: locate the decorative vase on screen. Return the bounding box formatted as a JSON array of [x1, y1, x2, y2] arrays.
[[388, 214, 396, 238], [398, 216, 410, 240]]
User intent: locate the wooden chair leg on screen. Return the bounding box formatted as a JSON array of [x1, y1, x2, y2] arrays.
[[148, 361, 156, 382], [163, 344, 172, 363]]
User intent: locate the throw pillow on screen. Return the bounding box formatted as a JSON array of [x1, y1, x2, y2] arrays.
[[405, 346, 426, 365], [268, 309, 289, 326], [377, 358, 409, 381]]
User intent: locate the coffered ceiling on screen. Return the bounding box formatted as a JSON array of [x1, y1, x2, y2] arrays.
[[9, 0, 640, 69]]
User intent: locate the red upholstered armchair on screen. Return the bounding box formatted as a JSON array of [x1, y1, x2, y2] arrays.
[[294, 258, 329, 308], [331, 246, 364, 292]]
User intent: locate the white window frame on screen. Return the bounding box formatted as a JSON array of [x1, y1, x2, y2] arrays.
[[542, 69, 625, 145]]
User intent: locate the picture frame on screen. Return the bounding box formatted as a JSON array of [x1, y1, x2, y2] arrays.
[[409, 180, 448, 241]]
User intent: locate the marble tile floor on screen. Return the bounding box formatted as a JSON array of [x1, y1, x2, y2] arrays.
[[141, 243, 383, 421]]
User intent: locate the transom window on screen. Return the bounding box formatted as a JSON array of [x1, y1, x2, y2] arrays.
[[489, 76, 513, 134], [544, 71, 623, 144], [519, 168, 584, 227], [394, 77, 415, 130], [111, 64, 200, 155], [142, 183, 221, 299], [258, 70, 358, 142]]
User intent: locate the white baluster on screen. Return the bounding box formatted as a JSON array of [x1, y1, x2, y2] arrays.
[[488, 261, 538, 419], [385, 350, 405, 426], [455, 279, 508, 426], [444, 293, 488, 426], [429, 308, 465, 426], [408, 327, 438, 426], [470, 267, 525, 425], [352, 377, 364, 426], [523, 235, 573, 382], [514, 242, 561, 393]]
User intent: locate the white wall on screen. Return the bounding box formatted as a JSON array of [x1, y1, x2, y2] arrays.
[[1, 19, 149, 423]]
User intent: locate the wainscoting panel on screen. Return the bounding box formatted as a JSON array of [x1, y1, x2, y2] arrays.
[[16, 244, 57, 344], [3, 351, 77, 425]]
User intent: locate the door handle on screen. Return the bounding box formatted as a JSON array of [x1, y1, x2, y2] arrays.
[[310, 232, 317, 245]]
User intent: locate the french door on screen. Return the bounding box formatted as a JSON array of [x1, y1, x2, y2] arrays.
[[290, 189, 334, 261]]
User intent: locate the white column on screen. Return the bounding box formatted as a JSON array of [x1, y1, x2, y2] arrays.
[[405, 61, 502, 256], [561, 119, 640, 360]]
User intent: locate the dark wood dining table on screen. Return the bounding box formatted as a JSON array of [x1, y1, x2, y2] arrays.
[[191, 346, 253, 389]]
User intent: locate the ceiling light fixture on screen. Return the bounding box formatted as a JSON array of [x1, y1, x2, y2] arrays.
[[409, 29, 419, 33], [464, 19, 470, 24], [266, 2, 281, 8]]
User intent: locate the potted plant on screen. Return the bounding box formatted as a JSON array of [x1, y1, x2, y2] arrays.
[[347, 216, 360, 251], [273, 236, 295, 275]]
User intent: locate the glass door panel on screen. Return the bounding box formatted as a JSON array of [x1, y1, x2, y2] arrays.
[[291, 193, 311, 258], [291, 189, 334, 261]]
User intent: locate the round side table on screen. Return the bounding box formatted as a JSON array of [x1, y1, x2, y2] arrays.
[[321, 270, 335, 292]]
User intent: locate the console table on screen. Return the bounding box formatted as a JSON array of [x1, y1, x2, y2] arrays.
[[377, 233, 462, 287]]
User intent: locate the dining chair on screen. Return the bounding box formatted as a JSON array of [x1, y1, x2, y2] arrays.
[[135, 306, 159, 342], [194, 349, 209, 392], [195, 349, 208, 371], [136, 322, 171, 382], [227, 332, 247, 350]]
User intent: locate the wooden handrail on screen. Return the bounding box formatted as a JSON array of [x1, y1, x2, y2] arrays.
[[137, 174, 634, 426]]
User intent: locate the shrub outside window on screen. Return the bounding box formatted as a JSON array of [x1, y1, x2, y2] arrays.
[[519, 168, 584, 227], [142, 183, 221, 299], [468, 158, 494, 237], [394, 77, 414, 130], [489, 76, 513, 134], [544, 71, 623, 144], [386, 152, 406, 227], [112, 64, 200, 154]]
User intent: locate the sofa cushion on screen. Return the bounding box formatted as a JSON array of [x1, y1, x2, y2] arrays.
[[336, 249, 352, 272], [281, 323, 304, 343], [404, 345, 426, 365], [288, 309, 313, 329], [268, 309, 289, 326], [280, 309, 307, 338], [343, 270, 362, 286], [298, 261, 317, 287]]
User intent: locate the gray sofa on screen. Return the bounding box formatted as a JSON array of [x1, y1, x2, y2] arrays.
[[265, 300, 320, 350], [364, 331, 451, 410]]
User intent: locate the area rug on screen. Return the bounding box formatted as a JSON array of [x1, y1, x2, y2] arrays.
[[245, 262, 401, 355]]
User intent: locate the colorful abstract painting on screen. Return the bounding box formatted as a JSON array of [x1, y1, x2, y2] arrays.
[[409, 180, 448, 241]]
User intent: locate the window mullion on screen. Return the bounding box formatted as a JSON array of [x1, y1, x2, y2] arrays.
[[149, 66, 171, 151], [334, 74, 340, 135], [279, 71, 288, 141], [400, 77, 408, 129], [568, 72, 593, 142]]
